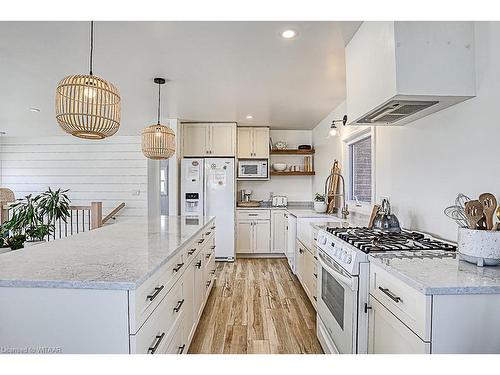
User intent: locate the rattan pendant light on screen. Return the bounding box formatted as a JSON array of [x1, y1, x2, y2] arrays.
[[55, 21, 121, 140], [141, 78, 176, 160]]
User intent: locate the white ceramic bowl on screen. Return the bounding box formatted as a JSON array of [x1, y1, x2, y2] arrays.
[[272, 163, 287, 172]]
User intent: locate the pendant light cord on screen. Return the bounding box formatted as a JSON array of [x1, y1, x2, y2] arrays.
[[157, 82, 161, 125], [89, 21, 94, 75]]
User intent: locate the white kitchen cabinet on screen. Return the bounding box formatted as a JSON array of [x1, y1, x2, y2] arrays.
[[236, 210, 271, 254], [253, 220, 271, 253], [271, 210, 286, 253], [237, 127, 269, 159], [368, 296, 430, 354], [183, 123, 236, 157], [296, 240, 316, 307], [236, 221, 253, 254]]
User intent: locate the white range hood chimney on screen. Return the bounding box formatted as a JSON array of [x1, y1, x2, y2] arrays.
[[345, 22, 476, 126]]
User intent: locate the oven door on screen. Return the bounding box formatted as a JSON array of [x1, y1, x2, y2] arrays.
[[317, 249, 359, 354]]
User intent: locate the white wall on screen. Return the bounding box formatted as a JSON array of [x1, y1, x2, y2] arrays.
[[0, 135, 148, 218], [238, 129, 313, 202], [312, 22, 500, 241]]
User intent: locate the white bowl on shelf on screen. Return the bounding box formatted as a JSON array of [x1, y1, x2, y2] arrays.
[[272, 163, 287, 172]]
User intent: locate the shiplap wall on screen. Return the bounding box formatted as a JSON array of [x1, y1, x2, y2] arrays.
[[0, 136, 148, 218]]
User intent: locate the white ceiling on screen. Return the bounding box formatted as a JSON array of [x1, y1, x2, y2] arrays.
[[0, 21, 361, 136]]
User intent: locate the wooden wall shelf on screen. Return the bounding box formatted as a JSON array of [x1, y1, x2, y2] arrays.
[[270, 149, 315, 155], [270, 171, 315, 176]]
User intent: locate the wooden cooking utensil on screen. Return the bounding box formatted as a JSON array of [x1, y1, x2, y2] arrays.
[[479, 193, 497, 230], [464, 200, 484, 230], [368, 204, 381, 229]]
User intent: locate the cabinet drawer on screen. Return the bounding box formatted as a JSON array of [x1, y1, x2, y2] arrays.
[[130, 280, 185, 354], [368, 296, 430, 354], [237, 210, 270, 220], [201, 223, 216, 240], [163, 315, 186, 354], [130, 251, 186, 333], [370, 263, 431, 341]]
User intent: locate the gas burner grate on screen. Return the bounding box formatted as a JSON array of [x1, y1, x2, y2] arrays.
[[325, 226, 456, 253]]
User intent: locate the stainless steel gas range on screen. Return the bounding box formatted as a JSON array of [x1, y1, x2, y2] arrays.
[[315, 226, 456, 354]]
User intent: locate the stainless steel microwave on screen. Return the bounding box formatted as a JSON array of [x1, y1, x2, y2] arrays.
[[237, 160, 268, 179]]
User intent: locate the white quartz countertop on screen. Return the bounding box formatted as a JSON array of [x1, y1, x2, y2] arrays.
[[0, 216, 214, 291], [236, 206, 337, 218], [369, 252, 500, 295]]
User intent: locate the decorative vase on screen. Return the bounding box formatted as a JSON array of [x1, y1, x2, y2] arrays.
[[314, 201, 327, 213]]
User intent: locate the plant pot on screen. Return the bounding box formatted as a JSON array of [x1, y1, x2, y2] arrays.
[[457, 227, 500, 266], [314, 201, 327, 213]]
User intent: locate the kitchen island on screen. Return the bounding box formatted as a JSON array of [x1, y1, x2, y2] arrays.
[[0, 216, 217, 354]]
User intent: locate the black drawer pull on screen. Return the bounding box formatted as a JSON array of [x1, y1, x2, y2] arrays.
[[147, 285, 164, 301], [178, 344, 186, 354], [379, 287, 402, 303], [210, 245, 216, 250], [210, 269, 216, 275], [211, 226, 216, 230], [173, 299, 185, 313], [173, 263, 184, 272], [205, 253, 211, 259], [314, 256, 318, 261], [206, 280, 211, 288], [313, 296, 317, 301], [195, 261, 202, 269], [313, 273, 318, 278], [188, 248, 196, 255], [148, 332, 165, 354], [248, 213, 258, 216], [205, 231, 211, 236], [299, 248, 303, 254], [198, 238, 205, 244]]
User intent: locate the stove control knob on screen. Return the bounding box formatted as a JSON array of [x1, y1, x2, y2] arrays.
[[342, 250, 348, 261], [320, 236, 327, 245], [346, 254, 352, 264]]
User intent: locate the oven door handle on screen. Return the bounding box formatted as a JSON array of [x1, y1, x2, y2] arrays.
[[318, 252, 357, 291]]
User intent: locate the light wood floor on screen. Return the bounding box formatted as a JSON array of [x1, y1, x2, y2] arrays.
[[188, 258, 323, 354]]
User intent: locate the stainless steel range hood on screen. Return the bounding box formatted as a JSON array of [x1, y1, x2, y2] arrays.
[[355, 100, 439, 125]]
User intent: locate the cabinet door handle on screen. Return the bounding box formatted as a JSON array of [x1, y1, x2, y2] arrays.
[[378, 287, 402, 303], [211, 245, 216, 250], [178, 344, 186, 354], [147, 285, 164, 301], [313, 273, 318, 278], [314, 256, 318, 261], [198, 238, 205, 244], [299, 248, 303, 254], [206, 280, 212, 288], [188, 248, 196, 255], [211, 226, 216, 230], [148, 332, 165, 354], [313, 296, 317, 302], [364, 303, 372, 314], [205, 253, 211, 259], [173, 299, 185, 313], [173, 263, 184, 272], [195, 261, 202, 269], [210, 269, 216, 275], [205, 231, 211, 236]]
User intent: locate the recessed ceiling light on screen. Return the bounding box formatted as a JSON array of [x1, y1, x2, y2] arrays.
[[281, 29, 297, 39], [245, 115, 253, 120], [29, 107, 40, 113]]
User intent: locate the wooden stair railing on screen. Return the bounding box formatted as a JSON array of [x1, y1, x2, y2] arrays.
[[102, 202, 126, 225]]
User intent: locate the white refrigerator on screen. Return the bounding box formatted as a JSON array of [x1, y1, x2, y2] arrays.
[[181, 158, 235, 261]]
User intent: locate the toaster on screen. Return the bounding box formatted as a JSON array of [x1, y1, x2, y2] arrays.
[[272, 196, 288, 207]]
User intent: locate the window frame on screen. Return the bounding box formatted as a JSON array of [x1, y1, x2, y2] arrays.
[[342, 127, 376, 215]]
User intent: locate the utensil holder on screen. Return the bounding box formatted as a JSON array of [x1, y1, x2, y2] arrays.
[[457, 227, 500, 266]]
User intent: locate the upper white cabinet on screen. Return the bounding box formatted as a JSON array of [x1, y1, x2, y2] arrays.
[[183, 123, 236, 157], [237, 127, 269, 159], [346, 22, 475, 126]]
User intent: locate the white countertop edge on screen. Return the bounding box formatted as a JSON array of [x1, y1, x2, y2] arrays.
[[369, 256, 500, 296], [0, 217, 216, 291]]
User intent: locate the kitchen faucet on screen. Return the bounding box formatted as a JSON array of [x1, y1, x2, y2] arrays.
[[323, 172, 349, 220]]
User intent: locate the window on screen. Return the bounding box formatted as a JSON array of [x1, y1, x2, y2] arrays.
[[348, 135, 372, 204]]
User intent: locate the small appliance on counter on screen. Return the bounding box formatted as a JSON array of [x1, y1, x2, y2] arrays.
[[237, 189, 261, 207], [272, 195, 288, 207]]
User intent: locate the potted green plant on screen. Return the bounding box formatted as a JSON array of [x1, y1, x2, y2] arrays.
[[313, 193, 327, 213], [3, 188, 70, 249]]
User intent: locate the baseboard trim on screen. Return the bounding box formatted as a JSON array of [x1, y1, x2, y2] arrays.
[[236, 253, 286, 259]]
